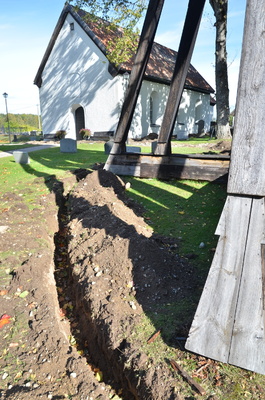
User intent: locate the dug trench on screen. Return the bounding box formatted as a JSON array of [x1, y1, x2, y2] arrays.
[[0, 167, 203, 400], [54, 168, 201, 399]]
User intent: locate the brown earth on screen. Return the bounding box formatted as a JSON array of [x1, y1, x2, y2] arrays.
[[0, 140, 235, 399]]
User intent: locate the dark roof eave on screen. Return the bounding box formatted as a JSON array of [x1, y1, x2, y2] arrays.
[[183, 84, 215, 95]]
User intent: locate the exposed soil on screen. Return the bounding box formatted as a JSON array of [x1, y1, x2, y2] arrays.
[[66, 169, 199, 399], [0, 162, 205, 400]]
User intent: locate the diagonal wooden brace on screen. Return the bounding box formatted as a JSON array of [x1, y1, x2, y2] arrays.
[[113, 0, 165, 149], [155, 0, 206, 155]]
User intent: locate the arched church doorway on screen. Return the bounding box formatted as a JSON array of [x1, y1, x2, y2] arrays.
[[75, 106, 85, 140]]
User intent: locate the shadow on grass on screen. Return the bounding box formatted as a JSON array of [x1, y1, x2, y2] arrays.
[[123, 176, 227, 345]]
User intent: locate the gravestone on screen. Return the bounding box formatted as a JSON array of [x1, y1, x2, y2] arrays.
[[151, 141, 158, 153], [104, 140, 114, 154], [196, 119, 205, 136], [126, 146, 141, 153], [105, 141, 141, 154], [60, 139, 77, 153], [13, 151, 30, 164]]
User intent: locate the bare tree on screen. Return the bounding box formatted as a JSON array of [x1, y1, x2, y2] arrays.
[[210, 0, 231, 139]]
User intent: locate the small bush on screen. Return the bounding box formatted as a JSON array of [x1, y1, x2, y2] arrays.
[[55, 130, 67, 140], [79, 128, 91, 139]]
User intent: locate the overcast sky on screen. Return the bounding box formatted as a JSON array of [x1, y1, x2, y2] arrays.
[[0, 0, 246, 115]]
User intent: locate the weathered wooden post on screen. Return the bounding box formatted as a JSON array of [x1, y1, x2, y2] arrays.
[[155, 0, 206, 155], [186, 0, 265, 374]]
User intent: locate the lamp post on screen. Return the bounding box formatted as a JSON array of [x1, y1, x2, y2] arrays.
[[2, 93, 11, 143], [36, 104, 42, 131]]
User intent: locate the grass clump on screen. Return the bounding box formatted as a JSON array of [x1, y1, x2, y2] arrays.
[[0, 143, 107, 196], [125, 177, 227, 277]]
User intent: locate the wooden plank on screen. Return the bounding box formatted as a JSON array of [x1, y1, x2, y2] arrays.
[[155, 0, 206, 155], [104, 153, 141, 176], [228, 0, 265, 196], [185, 196, 253, 363], [112, 0, 165, 151], [105, 153, 230, 165], [261, 244, 265, 311], [228, 197, 265, 374], [140, 163, 228, 182], [215, 196, 230, 236], [104, 153, 229, 181]]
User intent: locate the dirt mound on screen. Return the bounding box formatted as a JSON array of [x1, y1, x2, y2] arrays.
[[67, 170, 197, 399], [207, 140, 231, 154]]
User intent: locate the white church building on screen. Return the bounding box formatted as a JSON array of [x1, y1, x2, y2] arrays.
[[34, 4, 215, 141]]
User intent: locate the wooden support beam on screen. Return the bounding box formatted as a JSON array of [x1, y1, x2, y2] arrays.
[[228, 0, 265, 196], [155, 0, 206, 155], [111, 0, 164, 155], [186, 0, 265, 375], [186, 196, 265, 374], [104, 152, 229, 181]]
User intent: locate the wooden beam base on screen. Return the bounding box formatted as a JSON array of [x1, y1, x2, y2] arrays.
[[186, 195, 265, 375], [104, 152, 229, 182]]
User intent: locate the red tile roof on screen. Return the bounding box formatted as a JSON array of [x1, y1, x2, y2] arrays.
[[34, 4, 214, 94], [77, 8, 214, 94]]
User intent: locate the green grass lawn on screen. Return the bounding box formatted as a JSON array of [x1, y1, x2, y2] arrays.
[[0, 140, 227, 287], [0, 143, 107, 189], [125, 177, 227, 278], [0, 143, 108, 211]]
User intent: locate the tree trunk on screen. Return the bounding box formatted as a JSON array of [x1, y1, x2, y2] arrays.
[[210, 0, 231, 139]]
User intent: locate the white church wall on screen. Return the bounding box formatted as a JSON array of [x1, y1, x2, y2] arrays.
[[127, 81, 213, 140], [40, 13, 121, 139]]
